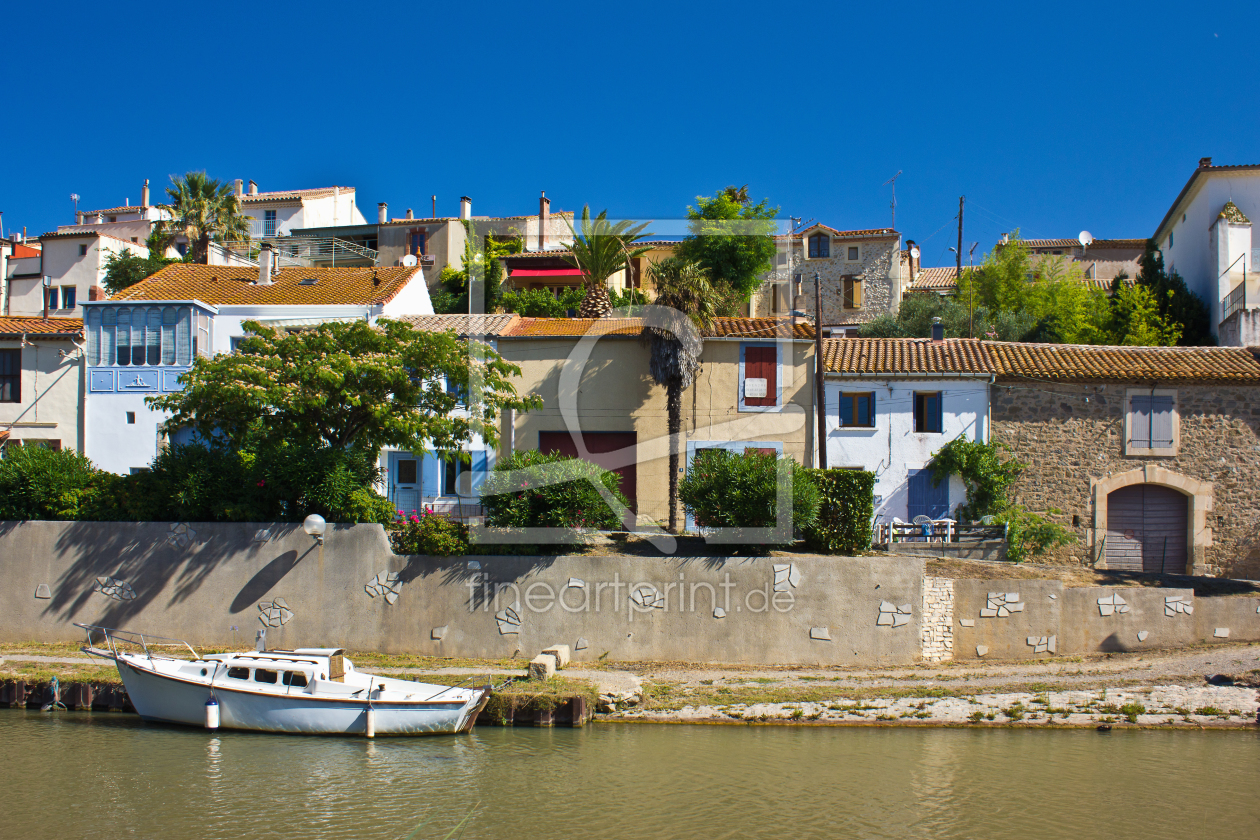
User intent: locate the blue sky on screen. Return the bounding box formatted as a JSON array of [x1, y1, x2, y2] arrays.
[[3, 1, 1257, 267]]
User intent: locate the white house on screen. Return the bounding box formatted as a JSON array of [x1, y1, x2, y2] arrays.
[[1152, 157, 1260, 344], [79, 255, 433, 474], [234, 180, 366, 239], [0, 316, 85, 452], [821, 334, 991, 524], [7, 230, 150, 317]]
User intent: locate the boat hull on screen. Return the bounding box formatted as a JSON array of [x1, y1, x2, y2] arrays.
[[115, 660, 484, 736]]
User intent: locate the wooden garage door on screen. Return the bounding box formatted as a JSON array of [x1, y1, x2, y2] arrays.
[[538, 431, 637, 511], [1106, 484, 1188, 573]]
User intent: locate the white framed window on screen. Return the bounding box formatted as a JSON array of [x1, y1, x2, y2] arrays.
[[847, 246, 859, 261], [1125, 388, 1178, 456]]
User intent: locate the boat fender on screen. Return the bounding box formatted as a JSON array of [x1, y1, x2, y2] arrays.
[[205, 696, 220, 730], [365, 706, 376, 738]]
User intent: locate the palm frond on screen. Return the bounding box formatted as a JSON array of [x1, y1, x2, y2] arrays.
[[564, 205, 652, 289]]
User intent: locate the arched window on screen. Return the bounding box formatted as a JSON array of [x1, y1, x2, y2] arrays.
[[808, 233, 830, 258]]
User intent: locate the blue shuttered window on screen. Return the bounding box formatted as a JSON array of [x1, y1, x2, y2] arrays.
[[907, 468, 949, 520]]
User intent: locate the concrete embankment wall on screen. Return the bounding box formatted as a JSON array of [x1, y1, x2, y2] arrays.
[[0, 521, 1256, 665]]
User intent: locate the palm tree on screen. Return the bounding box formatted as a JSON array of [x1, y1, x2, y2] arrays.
[[645, 257, 719, 533], [564, 206, 651, 318], [165, 171, 252, 264]]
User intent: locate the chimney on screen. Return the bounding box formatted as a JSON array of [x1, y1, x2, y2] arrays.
[[141, 179, 150, 208], [76, 211, 84, 225], [248, 180, 259, 196], [431, 195, 436, 219], [459, 196, 471, 221], [539, 191, 550, 251], [931, 317, 944, 343], [377, 202, 388, 224], [235, 179, 244, 196], [1199, 157, 1213, 168], [905, 239, 919, 276], [406, 208, 414, 220], [257, 243, 275, 285]]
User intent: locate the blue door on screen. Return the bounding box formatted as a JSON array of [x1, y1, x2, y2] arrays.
[[907, 468, 949, 520]]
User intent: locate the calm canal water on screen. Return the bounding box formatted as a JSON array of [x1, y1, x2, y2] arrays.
[[1, 710, 1257, 839]]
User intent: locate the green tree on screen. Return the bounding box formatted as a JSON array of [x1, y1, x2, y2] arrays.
[[146, 319, 539, 459], [432, 221, 522, 314], [1107, 281, 1182, 346], [679, 449, 819, 533], [498, 287, 585, 317], [0, 445, 106, 520], [645, 256, 719, 532], [102, 229, 186, 295], [564, 206, 651, 318], [1135, 242, 1213, 345], [675, 186, 778, 314], [480, 449, 629, 530], [165, 171, 252, 263]]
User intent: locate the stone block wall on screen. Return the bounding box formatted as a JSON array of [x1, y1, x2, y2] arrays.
[[752, 238, 899, 325], [991, 381, 1260, 578], [920, 576, 954, 661]]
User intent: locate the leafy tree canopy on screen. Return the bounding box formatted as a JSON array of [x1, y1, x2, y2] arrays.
[[147, 319, 539, 458], [431, 221, 522, 314], [675, 186, 778, 309], [102, 228, 188, 295]]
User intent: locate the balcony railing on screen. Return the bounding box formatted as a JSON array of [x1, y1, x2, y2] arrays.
[[1224, 280, 1247, 321], [215, 236, 380, 268]]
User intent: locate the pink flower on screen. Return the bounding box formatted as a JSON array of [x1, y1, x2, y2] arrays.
[[257, 479, 265, 487]]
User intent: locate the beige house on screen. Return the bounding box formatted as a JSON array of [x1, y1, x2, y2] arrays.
[[0, 317, 84, 452], [495, 316, 817, 525]]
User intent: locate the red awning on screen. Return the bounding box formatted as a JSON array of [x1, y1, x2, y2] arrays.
[[509, 268, 584, 278]]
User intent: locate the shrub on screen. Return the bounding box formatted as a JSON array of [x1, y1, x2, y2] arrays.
[[480, 450, 629, 530], [389, 509, 469, 556], [0, 445, 108, 520], [678, 449, 819, 531], [802, 468, 876, 554]]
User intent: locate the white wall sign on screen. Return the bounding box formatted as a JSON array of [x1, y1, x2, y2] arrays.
[[745, 378, 768, 398]]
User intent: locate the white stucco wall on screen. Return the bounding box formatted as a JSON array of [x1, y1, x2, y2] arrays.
[[85, 391, 167, 474], [0, 337, 83, 452], [824, 377, 990, 523]]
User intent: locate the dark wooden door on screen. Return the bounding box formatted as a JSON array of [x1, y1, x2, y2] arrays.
[[538, 431, 637, 511], [1106, 484, 1188, 573]]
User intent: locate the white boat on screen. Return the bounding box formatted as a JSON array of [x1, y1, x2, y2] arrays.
[[77, 624, 490, 736]]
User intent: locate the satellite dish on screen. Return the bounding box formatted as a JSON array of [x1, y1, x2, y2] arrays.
[[909, 247, 920, 259], [400, 254, 418, 267], [1078, 230, 1094, 248]]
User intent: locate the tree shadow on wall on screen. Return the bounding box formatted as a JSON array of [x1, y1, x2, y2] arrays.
[[44, 522, 303, 630]]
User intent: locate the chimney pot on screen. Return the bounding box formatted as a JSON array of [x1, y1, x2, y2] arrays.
[[76, 211, 84, 225], [257, 243, 275, 285], [377, 202, 388, 224], [459, 196, 472, 221], [1199, 157, 1213, 168], [931, 317, 944, 342], [234, 179, 243, 196], [406, 208, 413, 220], [248, 180, 258, 196], [141, 179, 150, 209]]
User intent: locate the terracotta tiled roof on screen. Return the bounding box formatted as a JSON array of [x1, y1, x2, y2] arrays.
[[390, 313, 520, 336], [777, 225, 898, 241], [503, 249, 574, 259], [1022, 238, 1146, 249], [0, 316, 83, 337], [79, 205, 145, 216], [503, 316, 814, 340], [381, 210, 574, 226], [10, 243, 41, 258], [240, 187, 354, 203], [822, 337, 1260, 383], [907, 266, 969, 291], [108, 264, 422, 306], [823, 338, 991, 375]]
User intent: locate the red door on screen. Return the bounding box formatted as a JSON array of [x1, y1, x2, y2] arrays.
[[538, 431, 637, 511]]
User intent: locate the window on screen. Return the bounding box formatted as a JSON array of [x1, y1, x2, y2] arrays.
[[79, 244, 88, 256], [776, 252, 787, 266], [396, 458, 418, 485], [0, 349, 20, 403], [87, 305, 197, 366], [914, 392, 942, 433], [108, 216, 116, 223], [1126, 389, 1178, 456], [130, 237, 138, 243], [847, 246, 859, 261], [442, 454, 465, 496], [126, 412, 136, 424], [298, 278, 318, 285], [445, 376, 468, 405], [908, 467, 949, 520], [253, 669, 278, 684], [842, 276, 862, 309], [1169, 231, 1174, 248], [410, 230, 426, 256], [741, 344, 778, 409], [808, 234, 829, 258], [176, 242, 188, 257], [46, 288, 59, 311], [227, 667, 249, 680], [282, 671, 308, 687], [839, 392, 875, 427], [264, 210, 277, 237], [61, 287, 76, 310]]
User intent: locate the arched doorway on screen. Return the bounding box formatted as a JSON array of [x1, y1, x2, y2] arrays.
[[1105, 484, 1188, 573]]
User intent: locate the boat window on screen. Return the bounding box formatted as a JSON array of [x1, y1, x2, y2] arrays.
[[227, 667, 249, 680], [282, 671, 308, 688], [253, 669, 278, 684]]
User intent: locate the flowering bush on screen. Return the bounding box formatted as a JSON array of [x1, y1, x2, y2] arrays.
[[479, 450, 629, 530], [388, 508, 469, 556]]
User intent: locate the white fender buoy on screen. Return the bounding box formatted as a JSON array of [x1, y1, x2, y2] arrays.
[[365, 706, 376, 738], [205, 697, 220, 730]]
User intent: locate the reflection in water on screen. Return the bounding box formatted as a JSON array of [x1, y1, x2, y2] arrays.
[[1, 711, 1258, 839]]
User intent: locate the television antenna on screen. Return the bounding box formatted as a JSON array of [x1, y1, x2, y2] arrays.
[[883, 170, 902, 229], [70, 193, 80, 217]]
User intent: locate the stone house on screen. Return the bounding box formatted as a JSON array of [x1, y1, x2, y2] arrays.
[[983, 341, 1260, 579], [752, 224, 902, 334]]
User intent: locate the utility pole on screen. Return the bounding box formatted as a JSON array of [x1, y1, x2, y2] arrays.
[[883, 171, 902, 230], [956, 196, 965, 280], [814, 271, 827, 470]]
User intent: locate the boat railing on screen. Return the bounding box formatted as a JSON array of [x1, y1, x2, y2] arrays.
[[75, 623, 200, 663]]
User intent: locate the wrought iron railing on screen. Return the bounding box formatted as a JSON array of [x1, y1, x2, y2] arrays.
[[1224, 280, 1247, 321], [215, 237, 379, 268]]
